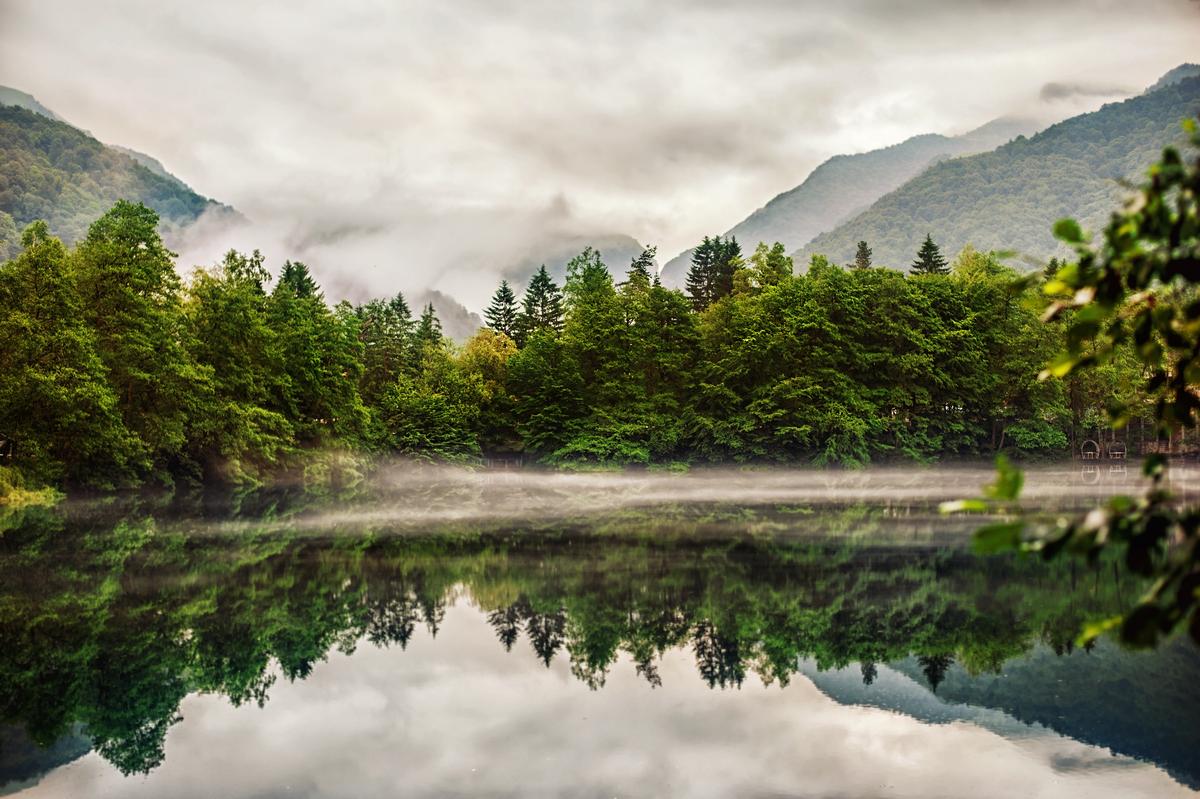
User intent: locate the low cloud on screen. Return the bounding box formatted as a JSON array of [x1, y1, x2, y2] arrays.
[[1, 0, 1197, 311], [1040, 81, 1132, 102]]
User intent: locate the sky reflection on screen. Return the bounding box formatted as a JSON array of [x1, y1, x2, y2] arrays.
[[20, 600, 1195, 799]]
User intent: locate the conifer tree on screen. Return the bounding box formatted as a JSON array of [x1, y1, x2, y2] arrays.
[[516, 265, 564, 344], [277, 260, 320, 298], [911, 234, 949, 275], [484, 280, 519, 339], [623, 246, 655, 290], [356, 292, 414, 405], [414, 303, 443, 350], [685, 235, 741, 311], [854, 240, 873, 270]]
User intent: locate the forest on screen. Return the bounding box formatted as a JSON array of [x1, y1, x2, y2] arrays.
[[0, 196, 1150, 495]]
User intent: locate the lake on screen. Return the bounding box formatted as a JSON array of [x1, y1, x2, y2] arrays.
[[2, 464, 1199, 798]]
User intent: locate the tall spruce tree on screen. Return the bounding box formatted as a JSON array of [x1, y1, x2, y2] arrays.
[[414, 303, 443, 351], [516, 265, 564, 344], [484, 280, 519, 339], [911, 234, 949, 275], [623, 246, 655, 290], [854, 240, 873, 270], [685, 235, 741, 311]]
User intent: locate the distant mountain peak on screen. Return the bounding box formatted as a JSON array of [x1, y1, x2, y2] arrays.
[[1144, 63, 1200, 95], [658, 116, 1042, 286], [0, 85, 65, 123]]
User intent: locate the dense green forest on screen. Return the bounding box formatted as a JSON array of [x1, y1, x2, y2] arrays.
[[799, 74, 1200, 268], [0, 201, 1147, 492], [1, 500, 1194, 779], [0, 104, 233, 259], [0, 197, 1150, 494]]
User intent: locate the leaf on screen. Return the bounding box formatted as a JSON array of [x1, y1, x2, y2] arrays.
[[1077, 615, 1122, 646], [972, 521, 1025, 554], [984, 455, 1024, 501], [939, 499, 989, 514], [1053, 218, 1085, 244]]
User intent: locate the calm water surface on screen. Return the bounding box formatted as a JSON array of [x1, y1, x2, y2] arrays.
[[2, 464, 1198, 798]]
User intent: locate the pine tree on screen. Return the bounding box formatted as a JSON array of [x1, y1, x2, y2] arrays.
[[854, 240, 873, 270], [516, 265, 564, 344], [414, 303, 443, 350], [623, 246, 656, 290], [685, 235, 741, 311], [911, 234, 949, 275], [484, 280, 519, 339], [1043, 256, 1061, 281], [356, 292, 413, 405], [277, 260, 320, 298]]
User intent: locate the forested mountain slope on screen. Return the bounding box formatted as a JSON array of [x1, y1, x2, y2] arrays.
[[0, 97, 236, 258], [798, 75, 1200, 269], [659, 116, 1040, 285]]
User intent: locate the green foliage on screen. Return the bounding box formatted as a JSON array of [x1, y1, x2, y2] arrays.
[[685, 235, 741, 310], [854, 240, 872, 270], [483, 279, 519, 339], [267, 263, 368, 445], [911, 234, 949, 275], [957, 119, 1200, 647], [0, 105, 227, 247], [515, 265, 564, 345], [378, 346, 481, 462], [73, 201, 204, 477], [0, 222, 137, 485], [354, 293, 414, 407]]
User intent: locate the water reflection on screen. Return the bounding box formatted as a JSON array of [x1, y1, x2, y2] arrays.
[[1, 467, 1198, 797]]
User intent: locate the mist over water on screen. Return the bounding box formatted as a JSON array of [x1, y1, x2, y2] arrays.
[[148, 460, 1200, 535]]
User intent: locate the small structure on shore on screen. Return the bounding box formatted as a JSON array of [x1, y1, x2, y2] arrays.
[[1080, 439, 1101, 460], [1108, 441, 1127, 460]]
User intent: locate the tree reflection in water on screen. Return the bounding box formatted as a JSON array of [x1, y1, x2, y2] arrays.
[[0, 496, 1196, 786]]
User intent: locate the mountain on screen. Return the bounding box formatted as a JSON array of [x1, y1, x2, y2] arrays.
[[0, 86, 66, 123], [658, 116, 1042, 286], [1143, 62, 1200, 94], [802, 637, 1200, 789], [413, 289, 484, 344], [798, 71, 1200, 269], [0, 87, 238, 259]]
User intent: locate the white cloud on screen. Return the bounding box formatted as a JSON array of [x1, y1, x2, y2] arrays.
[[1, 0, 1197, 309], [23, 601, 1194, 798]]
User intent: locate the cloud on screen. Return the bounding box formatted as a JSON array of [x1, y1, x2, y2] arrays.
[[1040, 81, 1132, 102], [23, 602, 1195, 799], [1, 0, 1197, 310]]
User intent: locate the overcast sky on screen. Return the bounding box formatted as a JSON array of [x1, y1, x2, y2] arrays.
[[1, 0, 1197, 308]]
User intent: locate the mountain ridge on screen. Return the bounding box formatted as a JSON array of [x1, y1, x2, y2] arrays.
[[0, 86, 239, 258], [659, 115, 1043, 286], [796, 72, 1200, 269]]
